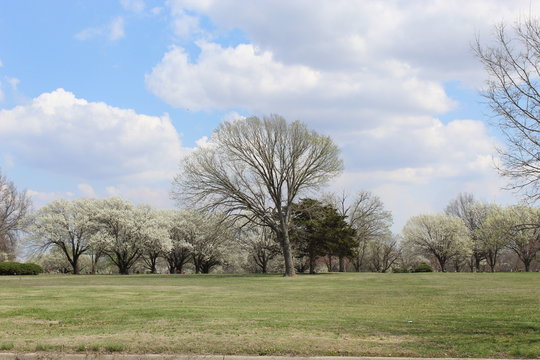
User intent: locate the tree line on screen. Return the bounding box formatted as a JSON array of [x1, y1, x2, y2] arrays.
[[1, 115, 539, 274]]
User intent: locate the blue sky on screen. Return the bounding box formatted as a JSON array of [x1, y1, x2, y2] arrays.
[[1, 0, 539, 232]]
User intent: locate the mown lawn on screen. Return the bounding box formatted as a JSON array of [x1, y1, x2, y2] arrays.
[[0, 272, 538, 358]]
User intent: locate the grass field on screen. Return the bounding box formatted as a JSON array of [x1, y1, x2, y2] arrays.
[[0, 273, 539, 358]]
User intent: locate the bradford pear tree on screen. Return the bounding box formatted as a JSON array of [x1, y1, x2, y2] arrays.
[[402, 213, 471, 272], [92, 198, 168, 274], [139, 209, 172, 274], [171, 210, 233, 274], [174, 115, 343, 276], [26, 198, 99, 274], [163, 210, 193, 274], [238, 224, 281, 274], [475, 205, 509, 272]]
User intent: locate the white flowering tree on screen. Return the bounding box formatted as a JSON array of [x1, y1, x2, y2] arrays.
[[163, 210, 193, 274], [172, 210, 233, 274], [139, 207, 172, 274], [402, 213, 471, 272], [238, 224, 281, 273], [26, 198, 99, 274], [92, 198, 167, 274], [475, 205, 508, 272]]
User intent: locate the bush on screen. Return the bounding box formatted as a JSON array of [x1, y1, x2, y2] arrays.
[[0, 262, 43, 275], [414, 263, 434, 272], [392, 267, 411, 273]]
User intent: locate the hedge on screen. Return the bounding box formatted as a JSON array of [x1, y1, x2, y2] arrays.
[[0, 262, 43, 275]]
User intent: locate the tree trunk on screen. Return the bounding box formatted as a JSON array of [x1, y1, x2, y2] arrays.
[[437, 257, 447, 272], [309, 255, 316, 274], [119, 264, 129, 275], [277, 225, 295, 277], [474, 255, 482, 272], [327, 255, 333, 272], [71, 257, 80, 275], [338, 256, 345, 272], [524, 259, 531, 272]]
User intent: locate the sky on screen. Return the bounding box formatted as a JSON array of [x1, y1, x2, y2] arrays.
[[1, 0, 539, 232]]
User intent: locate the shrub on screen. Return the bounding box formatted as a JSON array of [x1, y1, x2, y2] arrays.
[[392, 267, 411, 273], [414, 263, 434, 272], [0, 262, 43, 275]]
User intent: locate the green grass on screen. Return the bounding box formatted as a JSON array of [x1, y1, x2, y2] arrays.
[[0, 273, 538, 357]]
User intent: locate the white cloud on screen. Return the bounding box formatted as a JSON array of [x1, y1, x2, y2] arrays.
[[1, 153, 15, 168], [77, 183, 96, 197], [27, 189, 75, 209], [109, 17, 125, 41], [75, 16, 125, 41], [0, 89, 184, 183], [120, 0, 145, 13], [146, 42, 454, 125], [7, 77, 19, 90], [105, 184, 174, 208], [169, 0, 539, 84], [151, 7, 163, 15]]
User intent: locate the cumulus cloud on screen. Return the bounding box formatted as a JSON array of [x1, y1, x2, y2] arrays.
[[0, 89, 183, 183], [168, 0, 538, 82], [146, 42, 454, 126]]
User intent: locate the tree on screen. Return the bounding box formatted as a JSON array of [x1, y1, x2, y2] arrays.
[[26, 198, 98, 274], [445, 193, 491, 271], [174, 115, 343, 276], [238, 224, 281, 274], [0, 169, 31, 258], [368, 235, 401, 273], [475, 20, 540, 200], [330, 191, 392, 272], [172, 210, 233, 274], [139, 209, 172, 274], [290, 198, 355, 273], [402, 214, 471, 272], [164, 210, 193, 274], [475, 205, 509, 272], [92, 198, 167, 274], [504, 205, 540, 272]]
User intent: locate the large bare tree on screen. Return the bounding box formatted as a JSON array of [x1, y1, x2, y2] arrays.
[[173, 115, 343, 276], [476, 19, 540, 200], [0, 169, 31, 258], [330, 191, 393, 271], [445, 193, 490, 271]]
